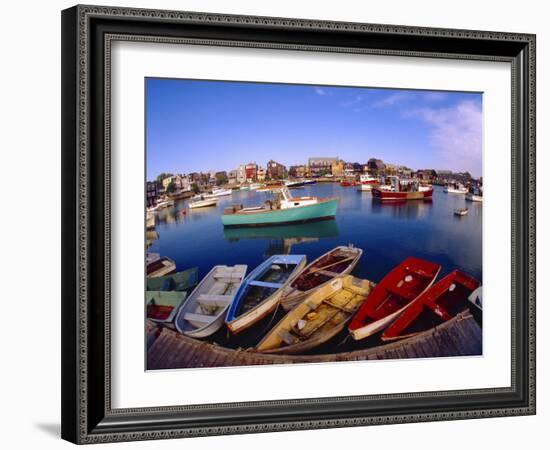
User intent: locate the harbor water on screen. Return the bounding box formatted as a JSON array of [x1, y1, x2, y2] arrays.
[[149, 183, 482, 285]]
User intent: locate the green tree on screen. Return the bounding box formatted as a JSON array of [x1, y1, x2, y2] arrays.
[[156, 172, 173, 183], [215, 173, 228, 186], [191, 183, 200, 194], [166, 181, 176, 194]]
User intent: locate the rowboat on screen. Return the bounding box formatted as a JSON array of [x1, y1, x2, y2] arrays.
[[225, 254, 307, 334], [349, 257, 441, 340], [222, 187, 338, 227], [454, 208, 468, 216], [280, 245, 363, 311], [146, 253, 177, 278], [256, 275, 373, 354], [175, 265, 247, 338], [146, 290, 187, 327], [189, 197, 218, 209], [340, 180, 356, 187], [146, 267, 199, 291], [381, 269, 480, 342]]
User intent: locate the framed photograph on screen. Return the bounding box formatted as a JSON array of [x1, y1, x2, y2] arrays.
[[61, 5, 536, 444]]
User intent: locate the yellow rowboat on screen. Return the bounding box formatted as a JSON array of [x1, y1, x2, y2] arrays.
[[256, 275, 373, 354]]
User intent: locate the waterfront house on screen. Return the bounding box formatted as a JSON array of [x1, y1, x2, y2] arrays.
[[266, 160, 287, 180], [245, 163, 258, 181], [308, 157, 339, 177], [331, 160, 345, 177]]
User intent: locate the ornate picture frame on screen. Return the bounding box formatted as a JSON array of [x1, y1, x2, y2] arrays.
[[61, 5, 535, 444]]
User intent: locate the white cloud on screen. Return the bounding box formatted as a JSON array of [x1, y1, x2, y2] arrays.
[[406, 100, 482, 176], [373, 91, 413, 108], [340, 95, 362, 108], [314, 87, 327, 96]]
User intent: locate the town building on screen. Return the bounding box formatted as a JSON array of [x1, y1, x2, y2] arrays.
[[228, 170, 238, 184], [266, 160, 286, 180], [245, 163, 258, 181], [236, 165, 246, 183], [331, 160, 345, 177], [366, 158, 385, 174], [256, 166, 267, 182], [344, 163, 356, 178], [146, 181, 161, 207], [416, 169, 438, 182], [289, 165, 308, 178], [308, 157, 338, 176]]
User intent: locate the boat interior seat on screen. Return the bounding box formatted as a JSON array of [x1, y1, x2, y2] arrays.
[[248, 280, 284, 289], [316, 269, 341, 277], [183, 312, 212, 327], [404, 267, 433, 279], [197, 294, 232, 307], [214, 273, 242, 281]]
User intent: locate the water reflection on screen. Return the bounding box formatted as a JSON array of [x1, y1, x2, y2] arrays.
[[223, 220, 340, 256]]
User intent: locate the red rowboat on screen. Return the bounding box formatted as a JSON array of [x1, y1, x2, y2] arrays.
[[340, 181, 356, 187], [381, 269, 480, 342], [349, 257, 441, 340]]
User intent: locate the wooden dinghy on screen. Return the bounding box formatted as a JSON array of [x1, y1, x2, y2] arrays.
[[146, 267, 199, 292], [225, 254, 307, 334], [381, 269, 480, 342], [146, 291, 188, 328], [146, 253, 177, 278], [174, 265, 247, 339], [280, 245, 363, 311], [454, 208, 468, 216], [349, 257, 441, 340], [256, 275, 373, 354]]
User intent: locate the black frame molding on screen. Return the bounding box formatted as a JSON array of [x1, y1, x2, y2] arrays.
[[61, 4, 536, 444]]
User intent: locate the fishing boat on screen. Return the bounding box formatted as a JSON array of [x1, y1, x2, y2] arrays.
[[221, 187, 338, 227], [381, 269, 480, 342], [444, 182, 468, 194], [349, 257, 441, 340], [146, 290, 187, 327], [204, 188, 232, 198], [357, 174, 379, 191], [340, 180, 356, 187], [371, 177, 433, 201], [285, 179, 306, 188], [454, 208, 469, 216], [248, 183, 265, 191], [146, 267, 199, 291], [280, 245, 363, 311], [175, 265, 247, 338], [225, 254, 307, 334], [257, 275, 373, 354], [466, 186, 483, 202], [189, 197, 218, 209], [146, 253, 177, 278], [239, 185, 250, 191], [167, 189, 193, 200]]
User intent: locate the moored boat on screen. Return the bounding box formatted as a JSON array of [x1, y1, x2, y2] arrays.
[[146, 253, 177, 278], [225, 254, 307, 334], [146, 267, 199, 292], [466, 186, 483, 202], [340, 180, 356, 187], [175, 265, 247, 338], [221, 187, 338, 227], [248, 183, 265, 191], [357, 173, 379, 192], [454, 207, 468, 216], [381, 269, 480, 342], [189, 197, 218, 209], [372, 177, 433, 201], [167, 189, 193, 200], [146, 290, 187, 327], [349, 257, 441, 340], [146, 212, 156, 230], [204, 188, 232, 198], [444, 182, 468, 194], [280, 245, 363, 311], [256, 275, 373, 354]]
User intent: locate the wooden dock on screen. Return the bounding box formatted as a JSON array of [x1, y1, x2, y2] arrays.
[[147, 311, 481, 370]]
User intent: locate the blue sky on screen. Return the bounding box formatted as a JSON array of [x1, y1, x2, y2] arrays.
[[146, 78, 482, 179]]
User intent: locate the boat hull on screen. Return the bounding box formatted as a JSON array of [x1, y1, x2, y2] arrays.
[[466, 193, 483, 202], [222, 198, 338, 227], [226, 255, 307, 334], [371, 187, 433, 201]]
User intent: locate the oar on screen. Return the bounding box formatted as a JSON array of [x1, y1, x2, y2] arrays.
[[306, 256, 355, 276]]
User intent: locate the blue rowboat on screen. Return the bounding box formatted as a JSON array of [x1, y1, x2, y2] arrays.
[[225, 254, 307, 334], [221, 187, 338, 227]]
